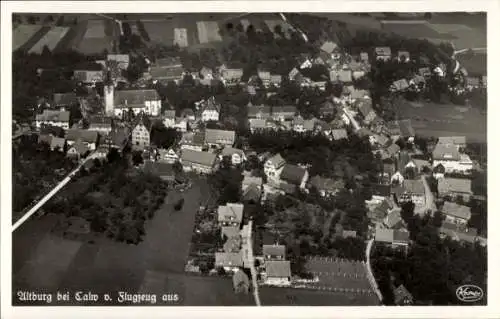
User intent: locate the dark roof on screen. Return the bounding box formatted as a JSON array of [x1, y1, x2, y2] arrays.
[[205, 129, 236, 145], [243, 184, 262, 202], [114, 89, 160, 108], [398, 119, 415, 137], [65, 129, 99, 143], [53, 92, 77, 106], [263, 245, 286, 258], [309, 175, 345, 192], [36, 110, 70, 123], [150, 66, 184, 79], [372, 184, 391, 197], [265, 260, 291, 278], [181, 149, 217, 167], [394, 285, 413, 305], [280, 164, 307, 185], [144, 161, 175, 177], [72, 140, 89, 155]]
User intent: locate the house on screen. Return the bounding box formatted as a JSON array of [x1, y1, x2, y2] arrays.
[[180, 108, 196, 122], [375, 228, 410, 248], [375, 47, 392, 61], [320, 41, 338, 54], [368, 199, 393, 222], [437, 136, 466, 149], [437, 178, 473, 201], [263, 244, 286, 261], [248, 105, 272, 119], [243, 183, 262, 203], [400, 179, 425, 205], [65, 129, 99, 150], [397, 51, 410, 62], [199, 66, 214, 80], [242, 174, 263, 195], [418, 67, 432, 77], [280, 164, 309, 189], [292, 116, 305, 133], [391, 79, 410, 92], [41, 135, 65, 152], [106, 127, 129, 151], [258, 70, 272, 87], [329, 69, 353, 83], [88, 116, 113, 135], [372, 184, 392, 202], [73, 69, 104, 84], [308, 175, 345, 197], [131, 116, 152, 150], [218, 203, 244, 227], [269, 74, 282, 87], [264, 260, 291, 286], [107, 54, 130, 70], [288, 67, 301, 81], [439, 222, 482, 245], [441, 201, 471, 226], [222, 68, 244, 85], [180, 149, 217, 174], [204, 129, 236, 148], [143, 161, 175, 182], [35, 109, 70, 130], [220, 147, 246, 165], [180, 131, 205, 152], [248, 119, 269, 133], [232, 269, 250, 293], [162, 110, 177, 128], [272, 106, 297, 122], [360, 52, 370, 63], [433, 163, 446, 179], [157, 148, 179, 164], [394, 285, 413, 305], [384, 207, 403, 229], [215, 252, 243, 272], [149, 66, 185, 84], [53, 92, 78, 108], [264, 153, 286, 181], [432, 143, 473, 174], [200, 97, 221, 122], [114, 89, 161, 117], [66, 140, 90, 159]]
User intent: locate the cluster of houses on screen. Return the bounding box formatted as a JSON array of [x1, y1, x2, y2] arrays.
[[214, 202, 292, 288]]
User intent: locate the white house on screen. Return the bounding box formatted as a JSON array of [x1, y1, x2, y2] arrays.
[[200, 97, 220, 122], [158, 148, 179, 164], [264, 153, 286, 182], [163, 110, 176, 128], [35, 109, 70, 130], [432, 142, 473, 174], [264, 260, 291, 286], [113, 89, 161, 118], [220, 147, 246, 165]]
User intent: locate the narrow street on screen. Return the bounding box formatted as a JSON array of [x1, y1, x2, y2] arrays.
[[246, 220, 262, 306], [421, 175, 437, 215]]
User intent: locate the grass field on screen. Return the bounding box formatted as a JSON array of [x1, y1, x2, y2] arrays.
[[12, 177, 248, 306], [398, 101, 487, 142], [73, 19, 118, 55]]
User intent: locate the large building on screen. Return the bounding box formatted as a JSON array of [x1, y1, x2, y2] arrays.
[[113, 89, 161, 118]]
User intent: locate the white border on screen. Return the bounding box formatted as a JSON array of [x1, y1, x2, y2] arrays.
[[1, 1, 499, 319]]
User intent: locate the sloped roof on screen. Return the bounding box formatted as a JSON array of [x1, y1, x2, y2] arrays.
[[221, 226, 240, 240], [384, 208, 402, 228], [438, 178, 472, 195], [36, 110, 70, 123], [331, 128, 348, 140], [320, 41, 338, 54], [263, 245, 286, 258], [386, 143, 401, 156], [221, 147, 245, 158], [150, 66, 184, 79], [249, 118, 267, 130], [437, 136, 466, 145], [267, 153, 286, 168], [163, 110, 176, 119], [272, 105, 297, 115], [205, 129, 236, 145], [65, 129, 99, 143], [392, 79, 410, 91], [394, 285, 413, 304], [217, 203, 244, 224], [403, 179, 425, 194], [265, 260, 291, 278], [375, 47, 391, 56], [248, 105, 272, 118], [243, 184, 262, 202], [280, 164, 307, 185], [53, 92, 77, 106], [71, 140, 90, 155], [242, 175, 263, 187], [181, 149, 216, 167], [215, 252, 243, 267], [309, 175, 345, 192], [398, 119, 415, 137], [50, 137, 66, 150], [114, 89, 160, 108], [442, 201, 471, 220], [432, 143, 460, 161]]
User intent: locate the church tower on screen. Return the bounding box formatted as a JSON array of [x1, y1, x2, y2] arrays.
[[104, 70, 115, 116]]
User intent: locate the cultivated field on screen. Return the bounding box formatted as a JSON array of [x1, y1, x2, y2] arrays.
[[398, 101, 487, 143], [28, 27, 70, 53], [12, 25, 43, 51], [12, 177, 247, 305], [74, 19, 118, 55]]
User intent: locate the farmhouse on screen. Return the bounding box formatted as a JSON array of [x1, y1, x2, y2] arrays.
[[219, 147, 246, 165], [375, 228, 410, 248], [441, 201, 471, 226], [53, 92, 78, 108], [432, 143, 473, 174], [204, 129, 236, 148], [264, 153, 286, 181], [180, 149, 217, 174], [264, 260, 291, 286], [280, 164, 309, 189], [200, 97, 221, 122], [113, 89, 161, 117], [65, 129, 99, 150], [437, 178, 473, 201], [215, 252, 243, 273], [263, 244, 286, 261], [88, 116, 113, 135], [35, 109, 70, 130]]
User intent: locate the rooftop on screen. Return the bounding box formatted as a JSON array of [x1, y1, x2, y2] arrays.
[[280, 164, 307, 186], [265, 260, 291, 278], [180, 149, 217, 167], [114, 89, 160, 108], [217, 203, 244, 224], [438, 178, 472, 195], [441, 201, 472, 221]]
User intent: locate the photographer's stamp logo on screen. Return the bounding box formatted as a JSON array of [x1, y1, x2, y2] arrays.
[[456, 285, 483, 302]]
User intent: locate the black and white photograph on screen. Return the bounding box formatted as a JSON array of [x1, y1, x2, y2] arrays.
[[1, 1, 498, 318]]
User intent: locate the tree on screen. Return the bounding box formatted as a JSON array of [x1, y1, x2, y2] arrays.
[[150, 123, 180, 149], [132, 150, 144, 166], [125, 63, 142, 83]]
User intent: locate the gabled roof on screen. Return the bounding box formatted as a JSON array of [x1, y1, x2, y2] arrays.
[[163, 110, 176, 119], [205, 129, 236, 145], [89, 116, 112, 127], [248, 105, 272, 118], [181, 108, 195, 118], [438, 178, 472, 195], [386, 143, 401, 157], [375, 228, 409, 244], [375, 47, 391, 56], [272, 105, 297, 115], [243, 184, 262, 202], [181, 149, 217, 167], [357, 99, 373, 117], [384, 207, 402, 228], [242, 175, 263, 187], [215, 252, 243, 267], [266, 153, 286, 168], [372, 184, 391, 197], [441, 201, 471, 220], [50, 137, 66, 150], [155, 56, 182, 68], [53, 92, 77, 106], [280, 164, 307, 185], [202, 97, 221, 113], [248, 118, 267, 130], [221, 226, 240, 240], [221, 147, 245, 158], [114, 89, 160, 108], [71, 140, 90, 155], [263, 245, 286, 258], [65, 129, 99, 143], [309, 175, 345, 192], [265, 260, 291, 278], [320, 41, 338, 54], [394, 285, 413, 304], [36, 110, 70, 123], [392, 79, 410, 91], [437, 136, 466, 145], [257, 70, 271, 81], [398, 120, 415, 137], [432, 143, 460, 161], [217, 203, 244, 224], [150, 66, 184, 79], [222, 68, 244, 81]]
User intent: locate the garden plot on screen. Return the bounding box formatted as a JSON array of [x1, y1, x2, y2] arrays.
[[264, 19, 292, 39], [84, 19, 106, 38], [28, 27, 69, 53], [74, 20, 117, 55], [12, 24, 42, 51], [142, 20, 175, 45], [196, 21, 222, 44], [174, 28, 189, 48]]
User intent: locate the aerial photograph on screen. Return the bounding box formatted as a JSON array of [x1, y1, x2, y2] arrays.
[[11, 11, 487, 306]]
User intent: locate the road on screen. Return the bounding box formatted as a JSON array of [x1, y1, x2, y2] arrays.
[[364, 239, 383, 303], [246, 220, 262, 306], [12, 152, 96, 232], [421, 175, 436, 215]]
